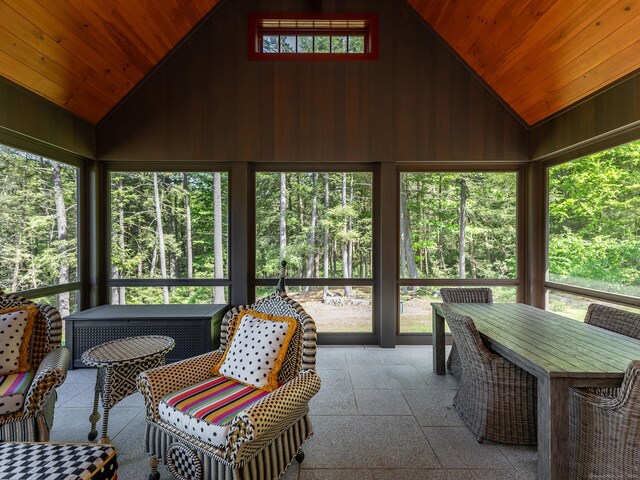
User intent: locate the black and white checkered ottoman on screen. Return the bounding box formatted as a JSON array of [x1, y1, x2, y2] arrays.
[[0, 442, 118, 480]]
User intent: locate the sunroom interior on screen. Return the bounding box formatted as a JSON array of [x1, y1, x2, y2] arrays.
[[0, 1, 639, 479]]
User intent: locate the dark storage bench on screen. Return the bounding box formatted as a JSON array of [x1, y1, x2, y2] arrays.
[[64, 304, 227, 368]]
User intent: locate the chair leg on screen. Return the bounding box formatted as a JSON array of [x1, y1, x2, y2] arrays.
[[295, 450, 305, 463], [149, 456, 160, 480]]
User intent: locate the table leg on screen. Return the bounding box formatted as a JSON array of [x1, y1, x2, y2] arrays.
[[537, 376, 571, 480], [432, 305, 446, 375], [88, 369, 101, 441], [100, 372, 112, 444]]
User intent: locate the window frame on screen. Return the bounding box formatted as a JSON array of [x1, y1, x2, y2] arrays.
[[396, 164, 526, 341], [250, 163, 378, 344], [0, 137, 85, 313], [248, 13, 379, 61], [104, 162, 232, 304], [544, 150, 640, 310]]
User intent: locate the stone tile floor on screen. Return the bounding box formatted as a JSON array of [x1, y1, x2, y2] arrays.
[[52, 345, 537, 479]]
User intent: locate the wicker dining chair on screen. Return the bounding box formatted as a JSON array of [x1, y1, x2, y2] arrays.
[[440, 288, 493, 380], [568, 360, 640, 479], [441, 305, 537, 445], [0, 291, 69, 441], [584, 304, 640, 340], [137, 267, 320, 480]]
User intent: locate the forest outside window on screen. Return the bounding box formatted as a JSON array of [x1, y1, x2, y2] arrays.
[[547, 140, 640, 314], [0, 144, 79, 318], [398, 172, 518, 334], [109, 171, 229, 305], [248, 13, 378, 60], [254, 172, 374, 334]]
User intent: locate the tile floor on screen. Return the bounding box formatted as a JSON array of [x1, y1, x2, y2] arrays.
[[52, 345, 537, 479]]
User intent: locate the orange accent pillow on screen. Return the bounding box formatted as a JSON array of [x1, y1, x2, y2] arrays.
[[213, 310, 297, 391], [0, 305, 38, 375]]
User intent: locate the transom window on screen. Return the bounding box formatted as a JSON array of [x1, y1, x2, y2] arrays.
[[248, 13, 378, 60]]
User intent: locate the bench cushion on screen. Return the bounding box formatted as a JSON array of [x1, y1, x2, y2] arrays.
[[0, 370, 34, 414], [159, 375, 269, 446], [0, 442, 117, 479]]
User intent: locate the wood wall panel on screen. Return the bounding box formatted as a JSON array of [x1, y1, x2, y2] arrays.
[[97, 0, 528, 163], [530, 72, 640, 161], [0, 76, 95, 159]]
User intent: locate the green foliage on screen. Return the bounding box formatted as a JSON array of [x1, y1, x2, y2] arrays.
[[548, 140, 640, 296], [401, 172, 517, 279], [0, 146, 78, 292]]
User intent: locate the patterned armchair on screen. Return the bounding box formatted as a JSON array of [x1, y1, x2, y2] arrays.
[[584, 304, 640, 340], [138, 282, 320, 480], [442, 305, 537, 445], [0, 291, 70, 441], [440, 288, 493, 380], [569, 360, 640, 479]]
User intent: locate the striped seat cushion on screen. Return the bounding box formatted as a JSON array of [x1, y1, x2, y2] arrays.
[[159, 376, 270, 446], [0, 370, 35, 415]]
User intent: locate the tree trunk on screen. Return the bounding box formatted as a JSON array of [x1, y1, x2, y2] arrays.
[[348, 175, 354, 278], [280, 173, 287, 261], [400, 187, 418, 280], [213, 172, 225, 303], [117, 178, 126, 304], [153, 173, 170, 304], [11, 208, 24, 292], [323, 174, 330, 301], [305, 173, 317, 292], [437, 179, 447, 270], [459, 178, 467, 279], [51, 161, 70, 317], [342, 174, 352, 296], [184, 174, 193, 278]]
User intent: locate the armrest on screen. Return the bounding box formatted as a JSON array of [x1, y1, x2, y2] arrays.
[[137, 350, 224, 419], [23, 347, 70, 415], [225, 369, 321, 461], [571, 360, 640, 413]]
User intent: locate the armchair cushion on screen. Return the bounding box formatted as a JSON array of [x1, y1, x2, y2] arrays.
[[213, 310, 297, 391], [0, 370, 34, 414], [0, 305, 38, 374], [159, 375, 269, 447]]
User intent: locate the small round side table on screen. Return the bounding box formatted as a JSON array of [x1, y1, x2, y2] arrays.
[[82, 335, 175, 443]]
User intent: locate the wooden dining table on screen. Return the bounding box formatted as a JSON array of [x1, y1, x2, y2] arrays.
[[431, 302, 640, 480]]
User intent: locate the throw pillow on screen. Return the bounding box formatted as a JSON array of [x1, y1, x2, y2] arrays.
[[213, 310, 297, 391], [0, 305, 38, 375]]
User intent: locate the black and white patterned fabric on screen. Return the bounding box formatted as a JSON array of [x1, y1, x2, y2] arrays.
[[167, 442, 202, 480], [0, 442, 118, 480], [0, 306, 37, 375]]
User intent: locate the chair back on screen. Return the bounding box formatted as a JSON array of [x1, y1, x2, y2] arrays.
[[584, 304, 640, 340], [440, 287, 493, 304], [220, 291, 317, 384], [0, 291, 62, 367], [441, 305, 493, 374]]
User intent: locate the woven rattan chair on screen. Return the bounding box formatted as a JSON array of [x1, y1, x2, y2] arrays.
[[569, 360, 640, 479], [137, 267, 320, 480], [584, 303, 640, 339], [440, 288, 493, 380], [441, 305, 537, 445], [0, 291, 70, 441]]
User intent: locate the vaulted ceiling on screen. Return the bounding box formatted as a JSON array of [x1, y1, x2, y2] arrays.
[[0, 0, 638, 126]]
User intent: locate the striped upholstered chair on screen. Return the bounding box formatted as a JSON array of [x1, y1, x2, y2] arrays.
[[137, 276, 320, 480], [0, 291, 69, 441], [440, 288, 493, 380]]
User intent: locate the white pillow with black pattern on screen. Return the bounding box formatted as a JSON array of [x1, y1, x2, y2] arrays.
[[213, 310, 297, 391], [0, 305, 38, 375]]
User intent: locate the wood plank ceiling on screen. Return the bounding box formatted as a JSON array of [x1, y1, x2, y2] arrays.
[[407, 0, 640, 125], [0, 0, 221, 124], [0, 0, 638, 126]]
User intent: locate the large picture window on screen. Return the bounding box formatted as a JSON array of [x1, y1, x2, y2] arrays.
[[254, 171, 374, 334], [398, 171, 519, 334], [547, 140, 640, 313], [109, 171, 229, 304], [0, 144, 79, 317]]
